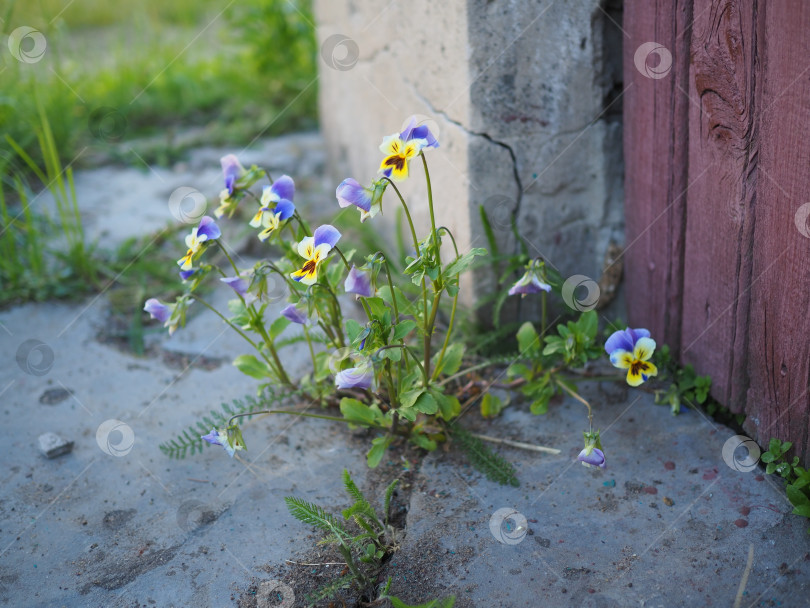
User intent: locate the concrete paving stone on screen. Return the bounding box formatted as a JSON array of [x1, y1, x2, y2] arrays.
[[38, 432, 74, 459]]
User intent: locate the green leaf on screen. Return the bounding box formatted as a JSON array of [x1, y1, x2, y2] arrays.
[[410, 433, 437, 451], [786, 484, 810, 507], [339, 398, 379, 426], [432, 390, 461, 421], [393, 320, 418, 340], [382, 347, 402, 362], [444, 248, 487, 277], [400, 389, 424, 409], [396, 406, 417, 422], [791, 504, 810, 518], [576, 310, 598, 339], [433, 342, 465, 377], [367, 436, 392, 468], [766, 462, 778, 475], [481, 393, 504, 418], [413, 392, 438, 415], [517, 322, 539, 354], [232, 354, 273, 380], [268, 316, 289, 340], [365, 296, 388, 319], [345, 318, 364, 343]]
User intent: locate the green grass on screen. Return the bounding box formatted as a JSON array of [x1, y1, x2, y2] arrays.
[[0, 0, 317, 307], [1, 0, 317, 171]]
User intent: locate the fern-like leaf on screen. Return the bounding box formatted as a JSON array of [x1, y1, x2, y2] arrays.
[[284, 496, 348, 536], [303, 573, 356, 607], [387, 595, 456, 608], [450, 424, 519, 487]]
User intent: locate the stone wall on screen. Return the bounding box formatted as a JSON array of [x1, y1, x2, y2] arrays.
[[314, 0, 624, 317]]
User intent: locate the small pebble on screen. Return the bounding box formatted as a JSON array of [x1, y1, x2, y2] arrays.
[[38, 432, 74, 459], [663, 496, 674, 506], [734, 519, 749, 528], [664, 461, 676, 470]]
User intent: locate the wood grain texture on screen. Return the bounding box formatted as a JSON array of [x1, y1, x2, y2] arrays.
[[623, 0, 693, 354], [743, 0, 810, 463], [681, 0, 760, 411]]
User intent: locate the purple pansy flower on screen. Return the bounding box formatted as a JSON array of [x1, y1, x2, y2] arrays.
[[179, 269, 197, 281], [400, 115, 439, 148], [577, 446, 606, 469], [313, 224, 341, 248], [220, 275, 249, 297], [262, 175, 295, 204], [281, 303, 309, 325], [221, 154, 246, 195], [196, 216, 221, 240], [336, 178, 386, 222], [201, 427, 245, 458], [508, 259, 551, 297], [144, 298, 170, 324], [344, 265, 374, 298], [335, 364, 374, 390]]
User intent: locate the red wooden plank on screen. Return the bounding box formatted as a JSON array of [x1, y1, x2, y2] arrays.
[[744, 0, 810, 463], [680, 0, 759, 411], [623, 0, 693, 354]]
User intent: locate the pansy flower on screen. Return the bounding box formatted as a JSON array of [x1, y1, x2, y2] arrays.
[[290, 225, 341, 286], [335, 362, 374, 391], [378, 134, 427, 181], [281, 303, 309, 325], [201, 425, 246, 458], [250, 176, 296, 241], [400, 115, 439, 148], [215, 155, 247, 218], [177, 216, 221, 271], [344, 265, 374, 298], [144, 297, 186, 335], [336, 178, 386, 222], [508, 259, 551, 297], [577, 430, 605, 469], [605, 328, 658, 387]]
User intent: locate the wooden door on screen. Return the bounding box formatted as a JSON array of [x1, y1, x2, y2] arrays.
[[624, 0, 810, 463]]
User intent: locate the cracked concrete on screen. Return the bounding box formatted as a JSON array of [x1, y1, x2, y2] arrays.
[[315, 0, 625, 320]]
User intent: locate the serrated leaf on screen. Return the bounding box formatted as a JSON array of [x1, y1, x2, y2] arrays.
[[444, 248, 487, 277]]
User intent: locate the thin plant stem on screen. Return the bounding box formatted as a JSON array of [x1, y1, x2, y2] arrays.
[[431, 226, 460, 382], [333, 245, 352, 271], [556, 378, 592, 430]]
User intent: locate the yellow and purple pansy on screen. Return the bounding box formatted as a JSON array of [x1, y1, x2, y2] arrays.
[[250, 175, 296, 241], [378, 134, 428, 181], [605, 327, 658, 387], [177, 216, 221, 271], [290, 225, 341, 286]]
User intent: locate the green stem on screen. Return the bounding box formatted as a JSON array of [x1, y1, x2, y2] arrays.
[[556, 378, 592, 429], [437, 360, 493, 387], [423, 291, 442, 385], [216, 241, 241, 277], [333, 245, 352, 271], [420, 152, 441, 269], [190, 295, 279, 377], [431, 227, 460, 382], [383, 178, 419, 253], [252, 311, 294, 388], [541, 290, 547, 337], [376, 344, 426, 385], [302, 325, 318, 372]]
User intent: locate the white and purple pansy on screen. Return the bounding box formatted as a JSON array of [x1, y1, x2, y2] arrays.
[[177, 216, 221, 271], [144, 298, 182, 335], [605, 328, 658, 387], [221, 154, 246, 196], [336, 178, 386, 222], [201, 426, 245, 458], [508, 259, 551, 297], [577, 446, 606, 469]]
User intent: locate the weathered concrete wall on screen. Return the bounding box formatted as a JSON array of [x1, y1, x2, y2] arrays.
[[314, 0, 624, 315]]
